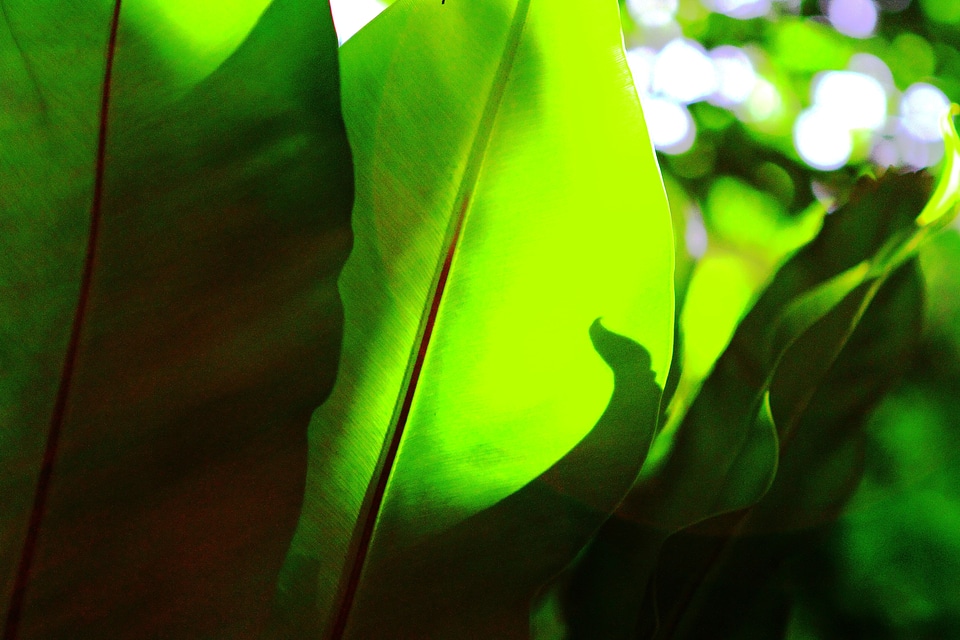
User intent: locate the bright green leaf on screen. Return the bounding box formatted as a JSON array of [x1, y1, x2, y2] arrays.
[[271, 0, 675, 637]]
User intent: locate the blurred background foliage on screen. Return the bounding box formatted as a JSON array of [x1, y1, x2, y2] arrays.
[[624, 2, 960, 637], [332, 0, 960, 636]]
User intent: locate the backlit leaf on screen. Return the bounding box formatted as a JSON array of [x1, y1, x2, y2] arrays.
[[269, 0, 675, 637]]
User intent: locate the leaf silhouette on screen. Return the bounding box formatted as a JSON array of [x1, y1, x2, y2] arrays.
[[647, 261, 926, 640], [269, 0, 675, 637], [1, 1, 352, 637], [636, 148, 942, 640], [559, 109, 960, 638]]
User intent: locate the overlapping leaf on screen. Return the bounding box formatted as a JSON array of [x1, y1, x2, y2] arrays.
[[558, 110, 960, 638], [270, 0, 675, 637], [647, 261, 926, 640], [1, 1, 352, 636]]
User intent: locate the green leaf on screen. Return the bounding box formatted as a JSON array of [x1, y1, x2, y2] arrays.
[[637, 166, 935, 635], [1, 1, 352, 636], [270, 0, 675, 637], [670, 195, 824, 428], [642, 108, 960, 537], [640, 170, 935, 639], [559, 109, 960, 638], [645, 262, 925, 640]]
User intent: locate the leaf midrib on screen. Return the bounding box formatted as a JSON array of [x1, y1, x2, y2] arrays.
[[327, 1, 534, 637], [2, 2, 123, 638]]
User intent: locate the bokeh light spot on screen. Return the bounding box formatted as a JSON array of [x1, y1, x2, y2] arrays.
[[642, 95, 696, 153], [652, 39, 719, 104], [827, 0, 879, 38], [813, 71, 888, 131], [627, 0, 680, 27], [743, 77, 783, 122], [794, 107, 853, 170], [706, 0, 773, 19], [684, 206, 709, 258], [848, 53, 895, 92], [710, 46, 757, 106], [901, 83, 952, 142], [626, 47, 658, 96]]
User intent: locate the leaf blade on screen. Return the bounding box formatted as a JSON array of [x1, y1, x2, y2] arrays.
[[1, 1, 353, 636], [275, 0, 676, 636]]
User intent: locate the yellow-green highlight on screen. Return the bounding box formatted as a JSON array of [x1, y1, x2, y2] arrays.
[[126, 0, 270, 86], [917, 105, 960, 228], [282, 0, 675, 635]]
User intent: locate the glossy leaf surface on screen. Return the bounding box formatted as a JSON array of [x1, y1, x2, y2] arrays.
[[1, 1, 352, 636], [272, 0, 675, 637]]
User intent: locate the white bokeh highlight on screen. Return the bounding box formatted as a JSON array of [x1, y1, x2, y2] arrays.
[[626, 47, 658, 95], [707, 0, 773, 19], [848, 53, 896, 93], [901, 83, 952, 142], [710, 46, 757, 106], [812, 71, 888, 131], [627, 0, 680, 27], [642, 95, 697, 153], [794, 108, 854, 170], [652, 39, 719, 104]]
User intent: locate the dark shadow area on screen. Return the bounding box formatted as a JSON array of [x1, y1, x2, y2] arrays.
[[6, 1, 353, 638]]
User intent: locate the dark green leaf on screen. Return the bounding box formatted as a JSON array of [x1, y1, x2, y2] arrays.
[[649, 261, 925, 640], [559, 107, 960, 636], [0, 1, 352, 636]]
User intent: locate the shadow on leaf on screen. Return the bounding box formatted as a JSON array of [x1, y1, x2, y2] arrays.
[[271, 320, 662, 639]]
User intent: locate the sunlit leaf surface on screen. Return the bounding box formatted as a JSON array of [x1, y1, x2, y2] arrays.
[[271, 0, 675, 637]]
